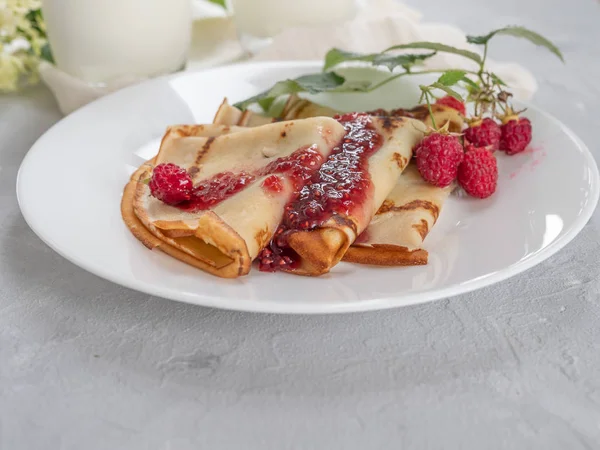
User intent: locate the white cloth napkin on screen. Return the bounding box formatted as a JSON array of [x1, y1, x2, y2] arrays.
[[39, 0, 537, 115], [252, 0, 537, 101]]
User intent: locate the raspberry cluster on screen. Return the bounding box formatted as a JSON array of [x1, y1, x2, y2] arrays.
[[415, 106, 532, 199]]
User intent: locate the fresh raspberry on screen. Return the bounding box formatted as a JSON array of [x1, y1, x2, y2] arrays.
[[500, 117, 532, 155], [148, 163, 193, 205], [464, 118, 501, 151], [436, 96, 466, 116], [415, 133, 464, 188], [457, 146, 498, 199]]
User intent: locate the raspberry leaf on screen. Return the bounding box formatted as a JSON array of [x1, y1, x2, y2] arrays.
[[234, 72, 346, 110], [373, 53, 437, 71], [430, 83, 463, 102], [323, 49, 363, 70], [467, 26, 564, 62], [288, 72, 347, 94], [323, 48, 437, 71], [383, 42, 482, 65], [437, 70, 466, 86], [461, 75, 479, 90], [333, 80, 372, 91], [490, 72, 507, 86], [258, 96, 276, 112]]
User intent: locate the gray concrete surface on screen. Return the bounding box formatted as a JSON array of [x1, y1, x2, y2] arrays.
[[2, 0, 600, 448]]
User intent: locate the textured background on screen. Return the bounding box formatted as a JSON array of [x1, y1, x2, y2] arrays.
[[2, 0, 600, 449]]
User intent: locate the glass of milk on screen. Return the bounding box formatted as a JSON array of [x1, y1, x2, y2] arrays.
[[41, 0, 192, 84], [228, 0, 359, 55]]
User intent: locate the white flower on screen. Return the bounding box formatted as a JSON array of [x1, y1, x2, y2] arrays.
[[5, 0, 41, 14], [0, 0, 48, 92], [0, 8, 18, 37], [0, 52, 24, 91]]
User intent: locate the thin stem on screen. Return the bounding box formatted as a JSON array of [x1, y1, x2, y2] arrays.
[[423, 90, 437, 130], [477, 43, 489, 84], [364, 69, 479, 93], [497, 100, 507, 115], [481, 43, 489, 69]]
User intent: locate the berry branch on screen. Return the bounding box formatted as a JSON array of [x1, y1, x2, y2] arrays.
[[235, 25, 563, 114], [233, 25, 563, 201]]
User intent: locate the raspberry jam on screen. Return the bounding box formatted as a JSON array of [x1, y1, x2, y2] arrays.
[[259, 113, 383, 272], [167, 146, 324, 212], [179, 172, 255, 211], [261, 175, 283, 194], [258, 145, 323, 190]]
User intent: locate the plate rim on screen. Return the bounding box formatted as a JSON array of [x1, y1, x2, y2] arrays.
[[16, 60, 600, 314]]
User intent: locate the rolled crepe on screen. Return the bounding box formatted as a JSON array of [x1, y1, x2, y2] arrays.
[[123, 118, 347, 278], [280, 94, 340, 121], [216, 95, 464, 132], [159, 123, 245, 138], [280, 94, 464, 132], [342, 164, 454, 266], [277, 98, 461, 265], [213, 98, 278, 128], [259, 114, 426, 276]]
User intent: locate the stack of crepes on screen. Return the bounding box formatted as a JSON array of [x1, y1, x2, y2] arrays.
[[121, 97, 462, 278]]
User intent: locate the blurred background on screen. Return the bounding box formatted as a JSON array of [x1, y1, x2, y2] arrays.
[[1, 0, 591, 125], [1, 0, 593, 149]]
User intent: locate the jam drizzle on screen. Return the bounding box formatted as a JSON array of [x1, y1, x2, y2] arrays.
[[259, 113, 384, 272], [261, 175, 284, 194], [178, 172, 255, 211], [169, 145, 324, 212]]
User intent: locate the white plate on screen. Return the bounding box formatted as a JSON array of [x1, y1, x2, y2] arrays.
[[17, 61, 599, 314]]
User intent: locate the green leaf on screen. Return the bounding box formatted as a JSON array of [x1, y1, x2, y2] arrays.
[[436, 70, 466, 86], [430, 83, 464, 101], [234, 72, 347, 110], [40, 43, 54, 64], [206, 0, 227, 8], [489, 72, 507, 86], [460, 75, 480, 90], [333, 79, 372, 92], [372, 52, 437, 71], [293, 72, 346, 93], [323, 48, 436, 72], [384, 42, 482, 64], [467, 26, 564, 62], [323, 48, 364, 71], [258, 96, 276, 112]]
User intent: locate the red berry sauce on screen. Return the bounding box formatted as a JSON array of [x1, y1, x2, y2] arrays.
[[178, 172, 255, 211], [258, 113, 383, 272], [261, 175, 284, 194], [164, 146, 324, 212], [257, 145, 324, 191]]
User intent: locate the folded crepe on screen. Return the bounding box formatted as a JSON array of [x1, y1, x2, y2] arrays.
[[342, 164, 454, 265], [122, 118, 348, 278], [213, 99, 277, 128], [122, 124, 249, 277], [215, 95, 464, 131], [215, 97, 460, 267], [256, 113, 425, 276]]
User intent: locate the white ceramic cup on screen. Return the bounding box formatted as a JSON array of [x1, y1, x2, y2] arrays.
[[41, 0, 192, 83]]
